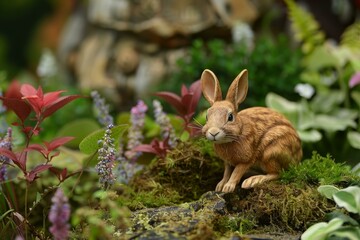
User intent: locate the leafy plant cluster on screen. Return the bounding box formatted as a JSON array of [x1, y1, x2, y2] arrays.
[[266, 0, 360, 163], [302, 185, 360, 240], [160, 34, 303, 108], [0, 81, 81, 239]]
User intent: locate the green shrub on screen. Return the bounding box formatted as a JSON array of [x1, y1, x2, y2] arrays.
[[160, 35, 303, 108]]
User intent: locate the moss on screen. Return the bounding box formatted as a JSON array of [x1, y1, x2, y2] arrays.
[[130, 139, 223, 206], [213, 215, 257, 235], [117, 146, 359, 237], [280, 152, 360, 187], [225, 182, 336, 233], [116, 184, 182, 211]]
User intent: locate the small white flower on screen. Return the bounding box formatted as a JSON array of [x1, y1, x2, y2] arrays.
[[37, 49, 58, 78], [294, 83, 315, 99], [232, 21, 254, 50]]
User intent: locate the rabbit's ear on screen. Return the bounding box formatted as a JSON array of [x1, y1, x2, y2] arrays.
[[201, 69, 222, 105], [226, 69, 248, 107]]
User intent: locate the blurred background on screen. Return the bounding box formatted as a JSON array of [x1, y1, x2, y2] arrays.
[[0, 0, 360, 162]]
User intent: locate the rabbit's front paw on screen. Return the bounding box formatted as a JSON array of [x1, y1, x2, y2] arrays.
[[215, 179, 227, 192], [222, 182, 237, 193]]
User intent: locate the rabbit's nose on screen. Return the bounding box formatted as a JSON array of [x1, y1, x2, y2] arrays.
[[210, 132, 219, 137]]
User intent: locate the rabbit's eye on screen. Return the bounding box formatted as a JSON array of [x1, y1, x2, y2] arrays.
[[228, 113, 234, 122]]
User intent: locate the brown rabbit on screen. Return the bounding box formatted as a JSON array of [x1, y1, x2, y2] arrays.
[[201, 69, 302, 193]]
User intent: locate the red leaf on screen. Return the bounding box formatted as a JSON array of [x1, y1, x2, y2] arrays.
[[60, 168, 68, 181], [47, 136, 75, 151], [36, 86, 44, 99], [0, 97, 31, 122], [22, 96, 42, 116], [154, 92, 186, 115], [49, 167, 68, 182], [26, 144, 45, 152], [49, 151, 60, 160], [189, 80, 201, 95], [25, 144, 48, 158], [181, 93, 194, 112], [5, 81, 22, 99], [188, 80, 202, 114], [43, 90, 65, 107], [26, 164, 52, 182], [0, 147, 26, 171], [20, 84, 38, 97], [0, 147, 18, 162], [132, 144, 159, 155], [181, 84, 189, 97], [42, 95, 81, 119]]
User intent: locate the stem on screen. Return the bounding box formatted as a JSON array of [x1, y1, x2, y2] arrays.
[[25, 182, 29, 240], [70, 152, 97, 197], [338, 68, 350, 109]]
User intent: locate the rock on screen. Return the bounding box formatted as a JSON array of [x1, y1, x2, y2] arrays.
[[127, 191, 226, 239]]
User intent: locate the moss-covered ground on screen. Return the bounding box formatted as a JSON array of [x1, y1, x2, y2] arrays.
[[114, 139, 360, 239]]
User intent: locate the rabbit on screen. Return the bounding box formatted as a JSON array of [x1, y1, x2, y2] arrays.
[[201, 69, 302, 193]]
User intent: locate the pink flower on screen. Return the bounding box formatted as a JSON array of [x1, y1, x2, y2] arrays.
[[349, 72, 360, 88]]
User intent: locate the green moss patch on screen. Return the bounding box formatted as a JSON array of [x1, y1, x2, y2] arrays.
[[224, 183, 336, 234], [281, 152, 360, 187], [129, 139, 223, 207]]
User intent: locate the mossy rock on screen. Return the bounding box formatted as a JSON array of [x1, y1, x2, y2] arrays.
[[125, 185, 330, 239], [130, 139, 224, 205], [118, 145, 359, 238]]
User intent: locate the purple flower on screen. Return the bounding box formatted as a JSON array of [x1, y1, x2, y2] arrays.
[[95, 124, 116, 189], [91, 91, 114, 127], [125, 100, 148, 161], [0, 128, 12, 182], [49, 188, 70, 240], [153, 100, 177, 148], [349, 72, 360, 88]]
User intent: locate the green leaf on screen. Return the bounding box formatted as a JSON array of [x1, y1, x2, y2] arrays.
[[311, 90, 345, 114], [302, 45, 340, 70], [180, 131, 190, 142], [312, 115, 356, 132], [79, 125, 128, 154], [327, 211, 359, 226], [333, 186, 360, 214], [297, 129, 322, 142], [347, 131, 360, 149], [116, 112, 130, 125], [331, 227, 360, 240], [266, 92, 299, 113], [351, 91, 360, 108], [298, 100, 315, 130], [317, 185, 340, 200], [0, 209, 14, 221], [57, 118, 100, 149], [301, 218, 344, 240], [144, 115, 160, 138], [265, 93, 299, 125]]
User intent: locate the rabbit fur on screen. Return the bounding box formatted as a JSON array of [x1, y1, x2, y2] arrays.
[[201, 69, 302, 193]]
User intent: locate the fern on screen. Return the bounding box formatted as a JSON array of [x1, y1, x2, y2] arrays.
[[284, 0, 325, 54], [340, 22, 360, 49]]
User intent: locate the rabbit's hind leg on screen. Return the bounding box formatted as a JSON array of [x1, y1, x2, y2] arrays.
[[240, 143, 293, 189], [241, 174, 278, 189]]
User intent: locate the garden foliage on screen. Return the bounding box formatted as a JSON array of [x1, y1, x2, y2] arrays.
[[302, 185, 360, 240], [267, 0, 360, 162]]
